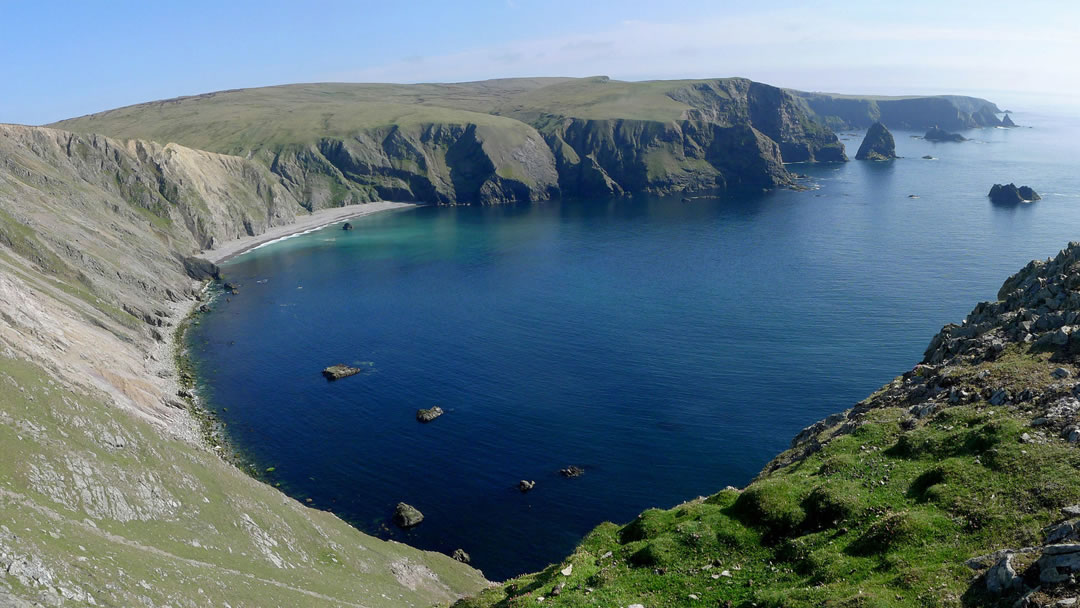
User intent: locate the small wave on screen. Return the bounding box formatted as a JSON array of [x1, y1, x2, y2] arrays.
[[248, 223, 343, 254]]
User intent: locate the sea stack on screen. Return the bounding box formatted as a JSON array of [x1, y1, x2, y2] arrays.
[[1002, 113, 1017, 127], [393, 502, 424, 528], [988, 183, 1040, 204], [854, 122, 897, 161]]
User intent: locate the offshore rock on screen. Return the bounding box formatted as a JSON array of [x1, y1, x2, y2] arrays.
[[342, 222, 354, 231], [989, 183, 1041, 204], [322, 364, 362, 380], [416, 406, 444, 423], [924, 126, 967, 142], [855, 122, 897, 161], [1002, 113, 1017, 127], [560, 465, 585, 478], [393, 502, 424, 529]]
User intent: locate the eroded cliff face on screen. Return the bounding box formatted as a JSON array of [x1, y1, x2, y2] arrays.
[[267, 123, 560, 208], [0, 124, 485, 606]]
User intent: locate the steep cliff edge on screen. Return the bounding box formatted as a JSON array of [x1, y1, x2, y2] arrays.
[[457, 244, 1080, 608], [0, 124, 485, 606]]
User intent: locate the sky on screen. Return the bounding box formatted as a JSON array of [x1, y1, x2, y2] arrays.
[[2, 0, 1078, 125]]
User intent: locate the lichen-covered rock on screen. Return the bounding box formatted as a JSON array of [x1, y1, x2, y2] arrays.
[[855, 122, 897, 161]]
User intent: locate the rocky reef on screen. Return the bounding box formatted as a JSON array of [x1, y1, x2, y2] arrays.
[[989, 183, 1041, 204], [854, 122, 897, 160], [925, 126, 968, 142]]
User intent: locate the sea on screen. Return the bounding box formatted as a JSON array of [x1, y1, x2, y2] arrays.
[[188, 109, 1080, 581]]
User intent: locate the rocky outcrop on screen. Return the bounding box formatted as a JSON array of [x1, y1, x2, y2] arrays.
[[559, 466, 585, 478], [854, 122, 897, 160], [989, 183, 1041, 204], [1003, 113, 1017, 127], [924, 127, 967, 142], [518, 480, 536, 493]]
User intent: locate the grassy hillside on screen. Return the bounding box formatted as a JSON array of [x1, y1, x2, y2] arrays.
[[0, 124, 485, 606], [456, 245, 1080, 608]]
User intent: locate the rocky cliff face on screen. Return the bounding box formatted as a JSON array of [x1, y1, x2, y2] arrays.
[[0, 125, 485, 606], [267, 123, 560, 208]]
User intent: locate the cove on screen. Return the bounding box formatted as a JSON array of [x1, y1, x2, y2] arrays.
[[188, 111, 1080, 580]]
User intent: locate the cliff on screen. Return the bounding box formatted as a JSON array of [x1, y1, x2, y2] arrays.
[[0, 124, 485, 606], [457, 243, 1080, 608], [854, 121, 897, 161], [790, 91, 1002, 130], [51, 77, 855, 204]]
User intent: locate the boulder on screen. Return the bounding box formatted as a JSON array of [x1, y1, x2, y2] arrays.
[[393, 502, 424, 528], [989, 183, 1041, 204], [181, 256, 220, 281], [924, 126, 966, 142], [986, 553, 1022, 594], [854, 122, 897, 161], [451, 549, 471, 564], [342, 222, 354, 231], [559, 465, 585, 478], [416, 406, 444, 423], [322, 364, 362, 380], [518, 480, 536, 493]]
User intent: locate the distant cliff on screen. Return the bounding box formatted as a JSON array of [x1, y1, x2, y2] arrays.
[[52, 77, 857, 205], [789, 91, 1002, 130]]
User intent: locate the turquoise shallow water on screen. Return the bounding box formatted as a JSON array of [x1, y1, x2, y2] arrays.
[[189, 111, 1080, 580]]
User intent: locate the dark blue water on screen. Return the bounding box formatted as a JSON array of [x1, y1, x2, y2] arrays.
[[189, 111, 1080, 580]]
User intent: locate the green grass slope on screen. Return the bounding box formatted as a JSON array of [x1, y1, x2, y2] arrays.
[[456, 245, 1080, 608], [0, 124, 486, 606]]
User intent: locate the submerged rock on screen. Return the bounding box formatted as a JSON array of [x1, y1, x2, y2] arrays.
[[322, 364, 362, 380], [393, 502, 424, 528], [416, 406, 444, 423], [922, 155, 935, 160], [559, 465, 585, 478], [854, 122, 897, 161], [924, 126, 967, 142], [988, 183, 1040, 204], [518, 480, 536, 492]]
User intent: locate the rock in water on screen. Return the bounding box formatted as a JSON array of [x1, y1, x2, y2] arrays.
[[854, 122, 897, 161], [1002, 113, 1016, 127], [416, 406, 444, 422], [518, 480, 536, 492], [393, 502, 424, 528], [988, 183, 1040, 204], [559, 465, 585, 478], [924, 126, 967, 142], [322, 364, 362, 380], [451, 549, 471, 564], [342, 222, 354, 231]]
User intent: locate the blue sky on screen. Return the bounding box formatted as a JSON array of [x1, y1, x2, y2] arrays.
[[2, 0, 1077, 125]]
